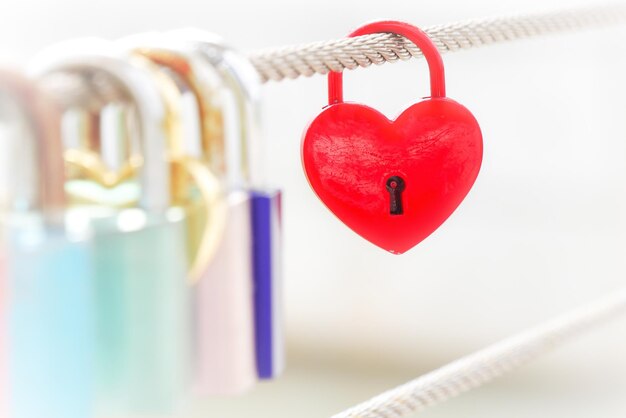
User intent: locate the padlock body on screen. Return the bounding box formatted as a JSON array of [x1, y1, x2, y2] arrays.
[[0, 242, 8, 417], [193, 191, 256, 395], [251, 189, 284, 379], [6, 219, 95, 418], [302, 98, 483, 254], [91, 209, 190, 417]]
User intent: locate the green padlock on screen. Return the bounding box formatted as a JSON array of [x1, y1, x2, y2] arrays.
[[31, 39, 191, 417]]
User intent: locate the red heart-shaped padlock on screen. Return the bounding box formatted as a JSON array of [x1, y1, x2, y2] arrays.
[[301, 21, 483, 254]]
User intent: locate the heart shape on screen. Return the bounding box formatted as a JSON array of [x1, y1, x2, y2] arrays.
[[302, 97, 483, 254], [64, 149, 142, 189]]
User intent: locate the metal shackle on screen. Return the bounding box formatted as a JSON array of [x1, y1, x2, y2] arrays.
[[0, 70, 65, 220], [123, 33, 232, 189], [328, 21, 446, 104], [167, 29, 264, 190], [29, 38, 171, 213]]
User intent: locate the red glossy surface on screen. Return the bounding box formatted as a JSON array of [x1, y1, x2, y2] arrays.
[[302, 99, 482, 253], [301, 21, 483, 254]]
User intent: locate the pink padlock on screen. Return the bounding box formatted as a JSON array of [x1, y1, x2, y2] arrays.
[[193, 192, 256, 394]]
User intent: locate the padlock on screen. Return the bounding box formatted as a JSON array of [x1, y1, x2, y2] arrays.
[[119, 32, 227, 288], [0, 98, 8, 416], [126, 35, 258, 395], [160, 30, 285, 381], [181, 32, 286, 380], [0, 71, 97, 418], [31, 39, 191, 417], [125, 36, 270, 394], [0, 241, 4, 418], [302, 21, 483, 254]]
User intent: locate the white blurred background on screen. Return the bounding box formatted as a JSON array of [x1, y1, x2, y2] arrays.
[[3, 0, 626, 416]]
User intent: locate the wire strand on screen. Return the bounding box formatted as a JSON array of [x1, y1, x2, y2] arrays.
[[331, 288, 626, 418], [248, 4, 626, 82]]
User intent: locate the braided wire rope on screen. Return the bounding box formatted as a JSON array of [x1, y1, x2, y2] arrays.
[[332, 288, 626, 418], [248, 4, 626, 82]]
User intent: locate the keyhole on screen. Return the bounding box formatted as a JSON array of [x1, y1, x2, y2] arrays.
[[386, 176, 405, 215]]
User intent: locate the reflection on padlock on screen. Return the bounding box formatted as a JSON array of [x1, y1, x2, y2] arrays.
[[179, 32, 286, 380], [0, 71, 96, 418], [128, 35, 265, 394], [31, 39, 191, 417]]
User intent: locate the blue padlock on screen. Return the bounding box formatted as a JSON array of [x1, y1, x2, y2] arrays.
[[31, 39, 191, 417], [188, 35, 285, 379], [0, 71, 96, 418], [0, 242, 5, 417]]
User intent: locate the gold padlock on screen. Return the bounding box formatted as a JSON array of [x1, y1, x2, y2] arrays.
[[121, 33, 227, 283]]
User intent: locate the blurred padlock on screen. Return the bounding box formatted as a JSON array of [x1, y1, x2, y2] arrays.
[[127, 36, 256, 395], [180, 32, 286, 380], [31, 39, 191, 417], [0, 95, 8, 417], [0, 71, 97, 418], [119, 32, 227, 290], [0, 241, 4, 417], [145, 30, 285, 384]]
